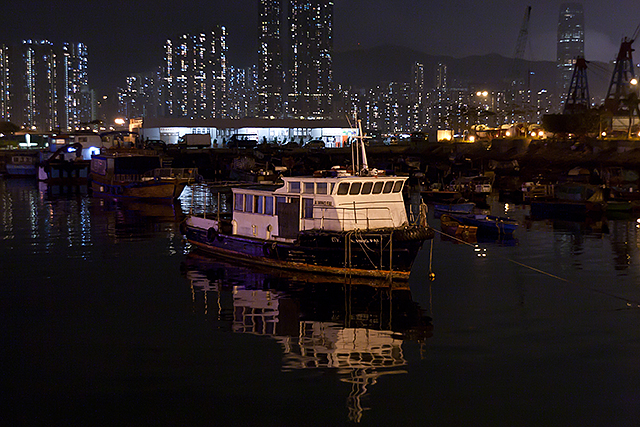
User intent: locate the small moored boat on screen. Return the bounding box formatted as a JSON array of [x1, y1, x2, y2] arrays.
[[447, 213, 518, 235], [432, 200, 475, 215], [89, 151, 199, 201], [440, 214, 478, 240]]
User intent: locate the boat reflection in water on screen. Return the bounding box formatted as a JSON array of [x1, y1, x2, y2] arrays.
[[181, 252, 432, 423]]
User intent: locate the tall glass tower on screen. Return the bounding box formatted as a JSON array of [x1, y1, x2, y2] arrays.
[[557, 3, 585, 104]]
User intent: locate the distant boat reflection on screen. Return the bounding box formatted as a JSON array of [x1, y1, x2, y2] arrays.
[[181, 252, 432, 423]]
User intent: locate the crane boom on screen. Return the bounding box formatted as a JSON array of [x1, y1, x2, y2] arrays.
[[509, 6, 532, 86]]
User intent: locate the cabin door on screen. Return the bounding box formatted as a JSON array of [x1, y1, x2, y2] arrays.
[[277, 201, 300, 238]]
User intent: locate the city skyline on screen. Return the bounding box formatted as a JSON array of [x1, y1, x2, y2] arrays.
[[0, 1, 638, 97]]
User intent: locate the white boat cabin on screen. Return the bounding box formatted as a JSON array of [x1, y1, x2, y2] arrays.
[[230, 173, 409, 241]]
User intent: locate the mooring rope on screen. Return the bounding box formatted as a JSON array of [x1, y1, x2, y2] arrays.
[[432, 227, 640, 308]]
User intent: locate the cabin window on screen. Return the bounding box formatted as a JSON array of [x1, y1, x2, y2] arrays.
[[331, 183, 335, 194], [254, 195, 263, 213], [383, 181, 394, 193], [337, 182, 350, 195], [303, 182, 314, 194], [372, 182, 384, 194], [265, 196, 274, 215], [361, 182, 373, 195], [393, 180, 404, 193], [234, 194, 244, 211], [245, 194, 253, 212], [289, 181, 300, 193], [349, 182, 362, 195], [316, 182, 328, 195], [303, 198, 314, 218]]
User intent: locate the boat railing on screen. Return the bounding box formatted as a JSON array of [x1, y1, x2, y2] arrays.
[[142, 167, 199, 179], [112, 168, 198, 183], [312, 206, 395, 231]]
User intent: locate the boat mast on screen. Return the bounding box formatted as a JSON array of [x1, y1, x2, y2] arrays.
[[348, 112, 370, 176], [357, 118, 369, 175]]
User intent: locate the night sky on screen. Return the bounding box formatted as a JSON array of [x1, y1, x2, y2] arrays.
[[1, 0, 638, 95]]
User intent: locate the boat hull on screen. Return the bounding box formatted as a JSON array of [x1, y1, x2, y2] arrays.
[[184, 219, 433, 281], [432, 202, 475, 214], [90, 177, 190, 201], [38, 161, 90, 184], [448, 213, 518, 235]]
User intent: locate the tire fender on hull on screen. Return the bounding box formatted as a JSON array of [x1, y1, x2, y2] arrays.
[[207, 227, 218, 242], [263, 242, 277, 258]]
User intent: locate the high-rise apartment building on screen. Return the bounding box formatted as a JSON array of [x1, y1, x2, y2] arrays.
[[227, 65, 259, 119], [258, 0, 333, 119], [62, 42, 92, 130], [4, 40, 92, 132], [432, 62, 449, 129], [118, 69, 162, 120], [557, 3, 585, 103], [20, 40, 59, 131], [287, 0, 333, 118], [0, 44, 11, 122], [410, 62, 425, 130], [258, 0, 284, 118], [163, 28, 227, 119]]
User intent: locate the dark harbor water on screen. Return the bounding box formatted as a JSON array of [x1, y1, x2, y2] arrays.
[[4, 177, 640, 426]]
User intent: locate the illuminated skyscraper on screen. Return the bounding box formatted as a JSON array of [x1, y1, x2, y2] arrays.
[[433, 62, 449, 128], [118, 69, 162, 119], [8, 40, 91, 132], [21, 40, 59, 131], [557, 3, 585, 101], [227, 65, 258, 119], [410, 62, 425, 129], [258, 0, 284, 117], [258, 0, 333, 118], [0, 44, 10, 122], [287, 0, 333, 118], [163, 28, 227, 118], [62, 42, 92, 130]]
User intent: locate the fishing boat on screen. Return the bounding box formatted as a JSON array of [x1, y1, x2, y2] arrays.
[[89, 151, 199, 201], [447, 213, 518, 235], [440, 214, 478, 240], [37, 142, 90, 184], [5, 151, 38, 177], [182, 122, 434, 281], [432, 199, 475, 215]]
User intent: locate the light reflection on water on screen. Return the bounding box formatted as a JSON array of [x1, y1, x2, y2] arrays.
[[5, 179, 640, 425], [182, 252, 431, 423]]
